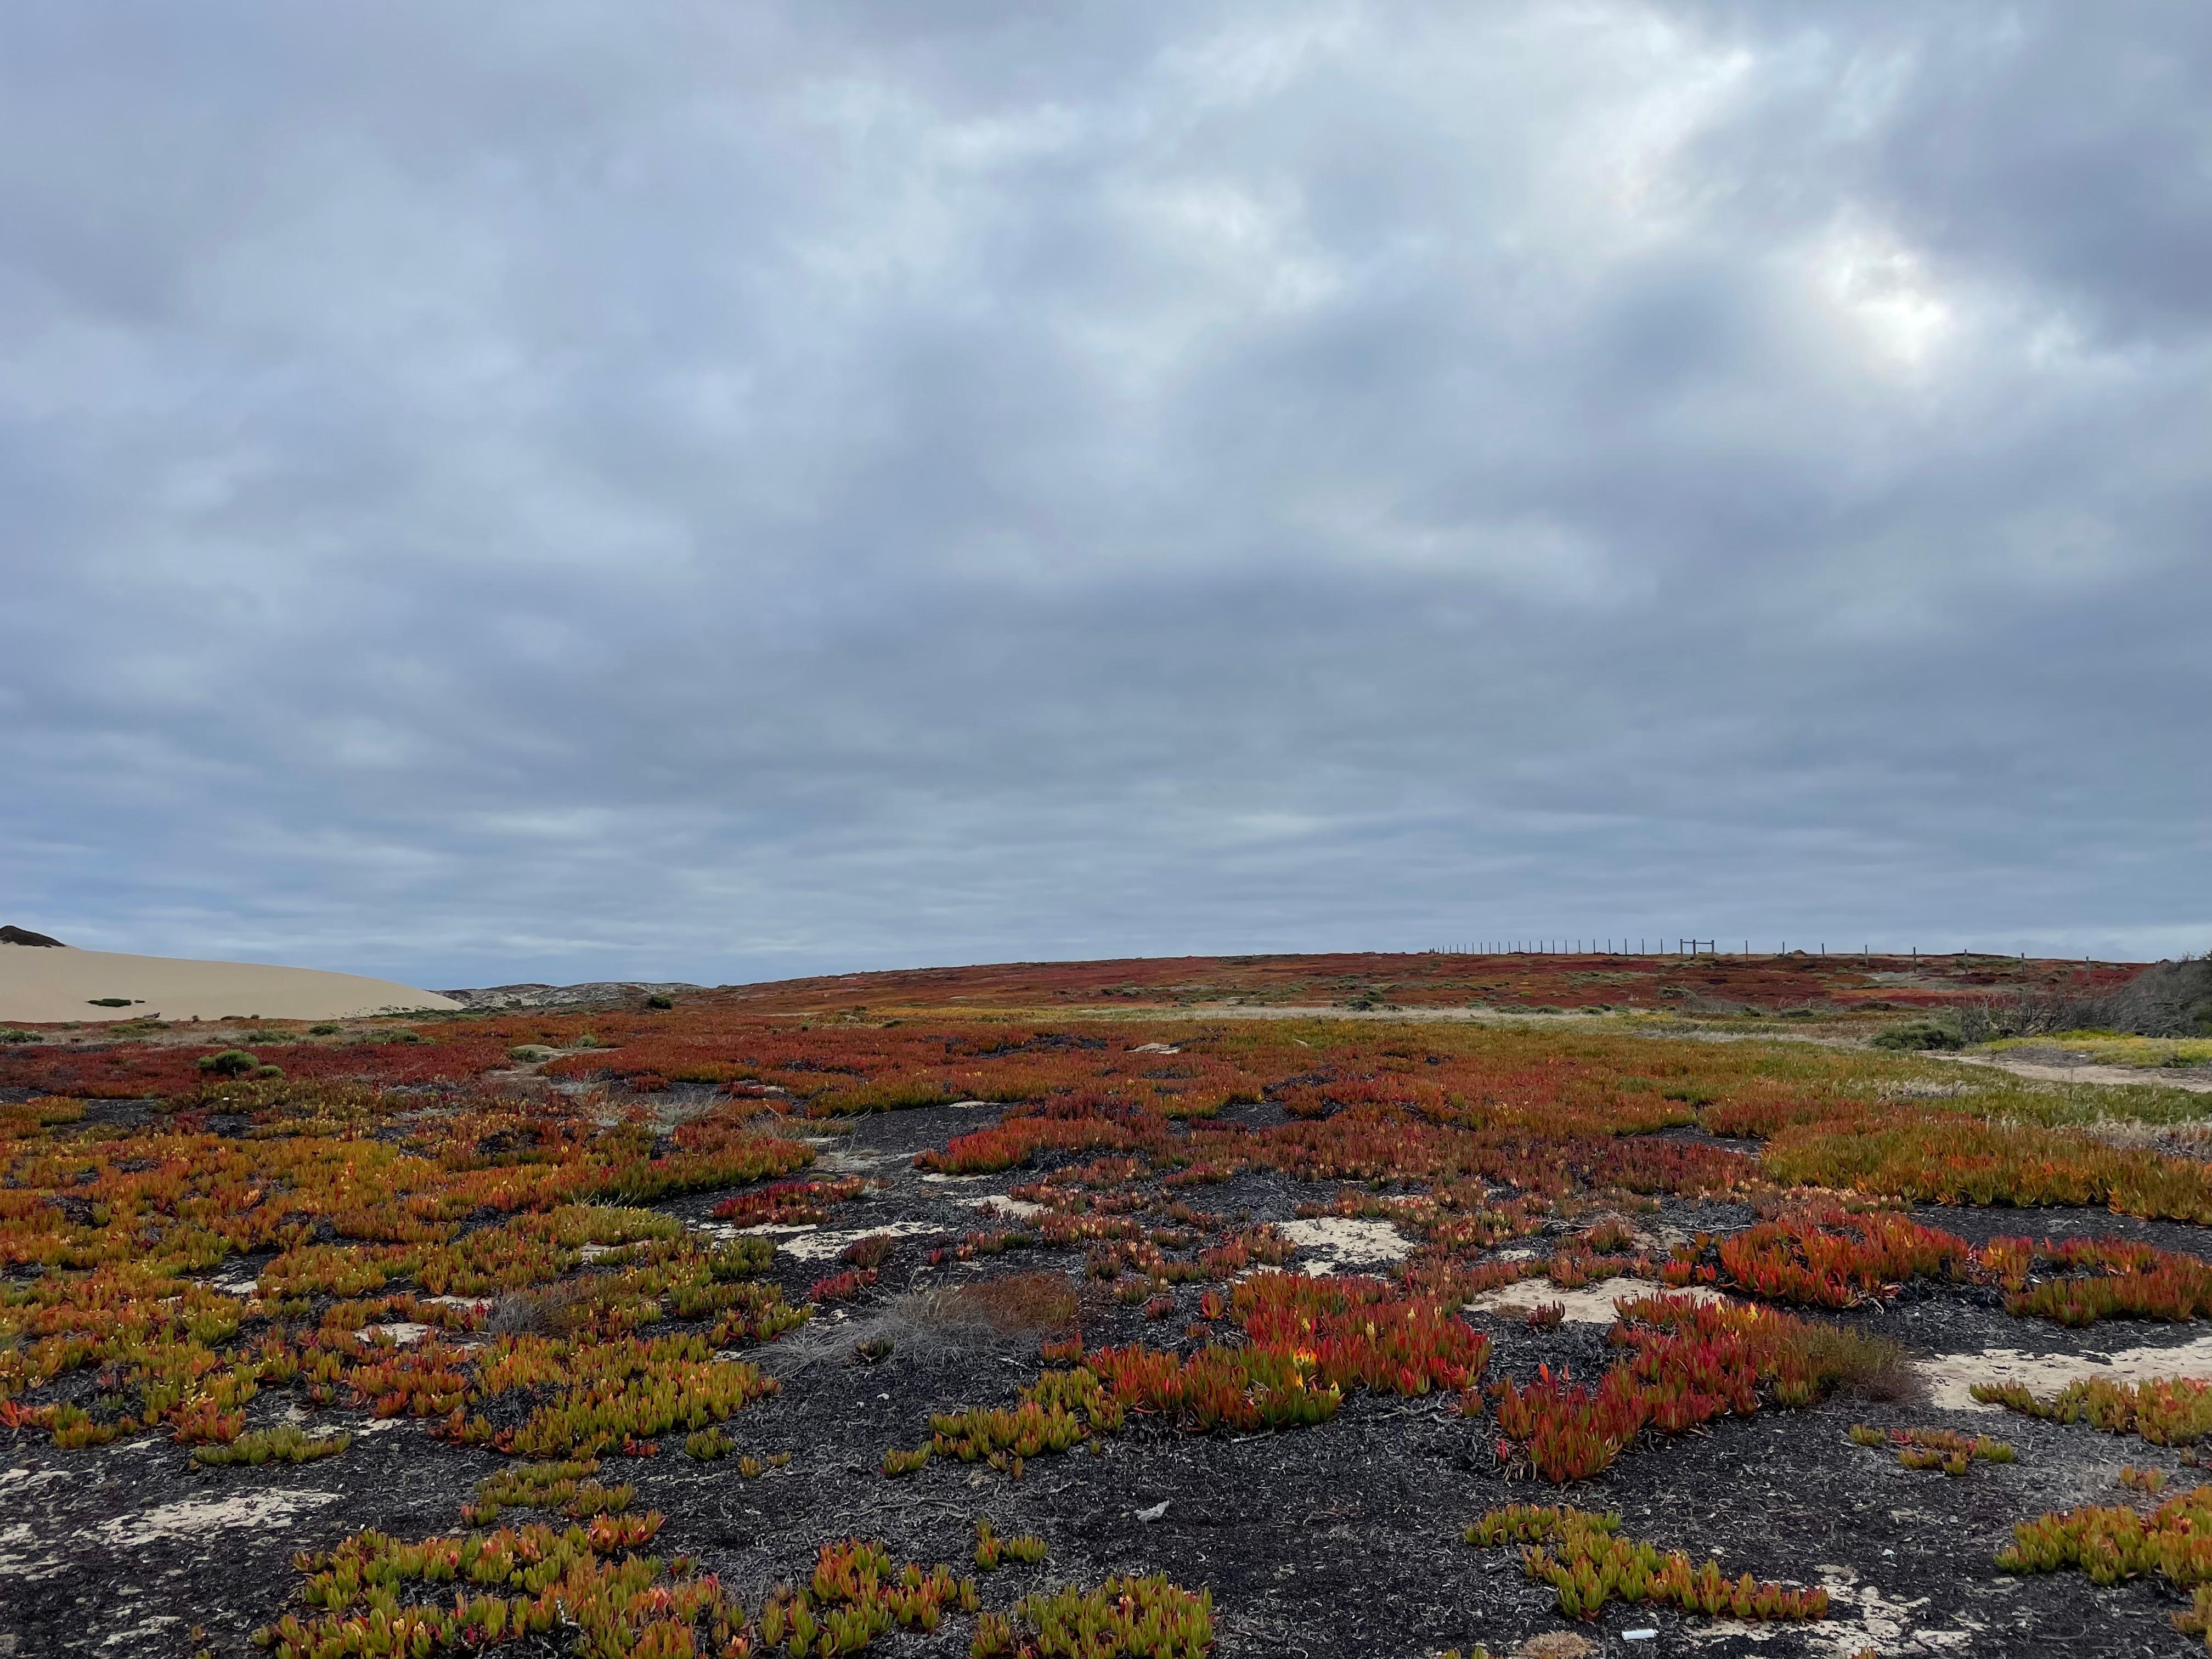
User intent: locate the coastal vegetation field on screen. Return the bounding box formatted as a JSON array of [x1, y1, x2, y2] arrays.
[[4, 952, 2211, 1656]]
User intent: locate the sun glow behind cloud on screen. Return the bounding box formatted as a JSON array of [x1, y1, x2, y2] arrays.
[[1, 1, 2206, 980]]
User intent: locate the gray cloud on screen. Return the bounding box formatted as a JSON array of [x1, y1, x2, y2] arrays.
[[3, 1, 2206, 984]]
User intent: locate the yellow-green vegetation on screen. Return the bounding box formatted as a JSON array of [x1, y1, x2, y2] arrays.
[[762, 1539, 981, 1649], [258, 1525, 1018, 1659], [1975, 1376, 2212, 1451], [1466, 1505, 1829, 1622], [444, 1331, 779, 1457], [1848, 1424, 2015, 1474], [1984, 1032, 2212, 1071], [462, 1458, 633, 1523], [969, 1574, 1212, 1659], [1997, 1482, 2212, 1645], [684, 1426, 733, 1461], [256, 1513, 723, 1658], [192, 1425, 352, 1466], [974, 1519, 1048, 1569]]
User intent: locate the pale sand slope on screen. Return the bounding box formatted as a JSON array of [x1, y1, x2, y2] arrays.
[[0, 946, 460, 1023]]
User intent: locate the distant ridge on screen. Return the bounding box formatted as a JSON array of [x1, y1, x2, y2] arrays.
[[0, 925, 66, 947], [442, 981, 702, 1011]]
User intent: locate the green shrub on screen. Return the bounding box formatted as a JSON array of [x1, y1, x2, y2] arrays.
[[1871, 1020, 1963, 1052], [196, 1049, 260, 1076]]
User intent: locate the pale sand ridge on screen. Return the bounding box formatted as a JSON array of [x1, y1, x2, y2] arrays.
[[0, 945, 460, 1023]]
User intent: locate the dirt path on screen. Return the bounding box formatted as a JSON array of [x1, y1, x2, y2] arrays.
[[1929, 1051, 2212, 1094]]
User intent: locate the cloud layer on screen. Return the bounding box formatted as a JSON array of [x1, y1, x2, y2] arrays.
[[5, 2, 2207, 984]]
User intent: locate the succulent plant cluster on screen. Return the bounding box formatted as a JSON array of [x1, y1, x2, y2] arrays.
[[1848, 1423, 2014, 1474], [1466, 1505, 1829, 1622], [7, 983, 2212, 1654]]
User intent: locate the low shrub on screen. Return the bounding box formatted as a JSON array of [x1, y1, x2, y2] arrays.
[[1871, 1020, 1964, 1051]]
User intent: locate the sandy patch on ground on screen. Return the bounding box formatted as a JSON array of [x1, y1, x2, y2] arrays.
[[1276, 1218, 1410, 1276], [1936, 1052, 2212, 1095], [0, 1520, 68, 1583], [1917, 1333, 2212, 1412], [770, 1221, 948, 1263], [0, 944, 458, 1023], [97, 1612, 189, 1650], [1467, 1275, 1729, 1324], [357, 1322, 431, 1345], [973, 1197, 1045, 1221], [1681, 1567, 1987, 1655], [0, 1470, 70, 1581], [811, 1148, 912, 1175], [95, 1488, 341, 1548]]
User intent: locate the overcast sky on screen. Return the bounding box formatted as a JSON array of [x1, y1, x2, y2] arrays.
[[4, 2, 2207, 988]]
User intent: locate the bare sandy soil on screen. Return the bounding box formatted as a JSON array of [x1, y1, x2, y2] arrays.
[[0, 945, 459, 1023], [1936, 1051, 2212, 1095]]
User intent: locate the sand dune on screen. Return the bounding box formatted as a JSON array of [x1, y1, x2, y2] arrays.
[[0, 945, 460, 1024]]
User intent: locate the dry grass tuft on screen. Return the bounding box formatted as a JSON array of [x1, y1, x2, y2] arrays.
[[1776, 1318, 1918, 1403], [936, 1271, 1081, 1335], [766, 1270, 1081, 1379], [487, 1278, 602, 1339]]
